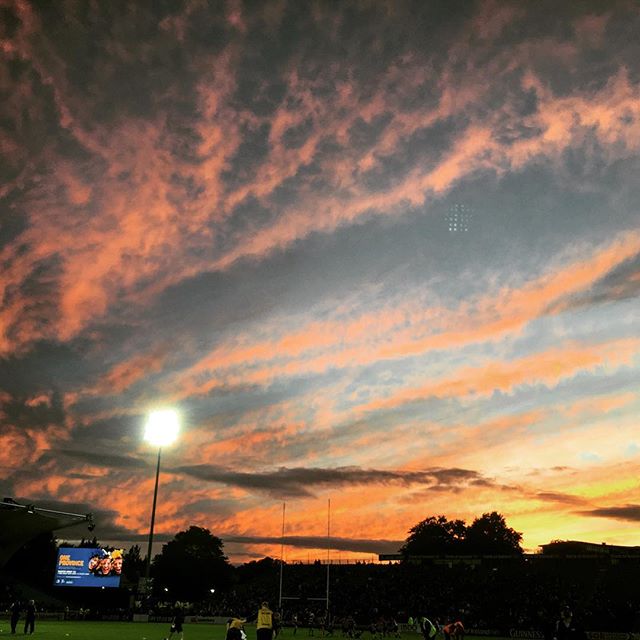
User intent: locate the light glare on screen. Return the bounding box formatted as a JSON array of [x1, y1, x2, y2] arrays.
[[144, 409, 180, 447]]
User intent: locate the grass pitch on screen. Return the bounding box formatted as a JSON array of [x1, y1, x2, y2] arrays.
[[1, 620, 224, 640], [0, 623, 467, 640]]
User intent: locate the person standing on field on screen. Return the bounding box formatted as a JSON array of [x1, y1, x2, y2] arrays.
[[9, 600, 20, 634], [420, 616, 438, 640], [166, 602, 185, 640], [442, 621, 463, 640], [257, 601, 274, 640], [553, 607, 586, 640], [227, 618, 246, 640], [24, 600, 36, 635]]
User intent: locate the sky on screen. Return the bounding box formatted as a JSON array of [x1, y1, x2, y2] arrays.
[[0, 0, 639, 565]]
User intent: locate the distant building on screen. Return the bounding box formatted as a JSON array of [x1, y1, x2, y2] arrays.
[[380, 540, 640, 565], [540, 540, 640, 556]]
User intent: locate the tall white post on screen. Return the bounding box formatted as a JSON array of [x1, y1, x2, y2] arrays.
[[278, 502, 286, 610], [326, 498, 331, 621]]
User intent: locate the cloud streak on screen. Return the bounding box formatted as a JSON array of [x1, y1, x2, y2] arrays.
[[2, 2, 639, 355], [578, 505, 640, 523], [224, 535, 402, 555], [171, 465, 494, 498]]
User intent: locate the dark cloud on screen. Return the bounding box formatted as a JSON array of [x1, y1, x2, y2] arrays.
[[577, 504, 640, 522], [62, 412, 149, 448], [181, 498, 237, 520], [0, 390, 65, 430], [170, 465, 493, 498], [535, 491, 588, 506], [0, 341, 96, 396], [429, 468, 493, 486], [26, 497, 399, 555], [51, 449, 149, 471], [2, 255, 63, 349], [23, 3, 219, 124], [65, 472, 104, 481], [33, 497, 400, 554], [0, 204, 29, 253], [224, 535, 402, 555]]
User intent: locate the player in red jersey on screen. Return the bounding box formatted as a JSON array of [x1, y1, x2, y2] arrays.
[[442, 621, 464, 640]]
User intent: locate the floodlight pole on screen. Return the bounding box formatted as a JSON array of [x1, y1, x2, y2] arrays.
[[145, 447, 162, 579]]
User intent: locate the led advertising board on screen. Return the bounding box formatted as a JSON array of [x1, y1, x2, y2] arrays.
[[54, 547, 123, 587]]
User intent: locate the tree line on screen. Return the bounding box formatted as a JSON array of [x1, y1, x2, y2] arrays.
[[401, 511, 523, 556], [4, 511, 522, 603]]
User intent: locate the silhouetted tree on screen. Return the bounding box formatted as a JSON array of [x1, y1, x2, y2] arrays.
[[236, 556, 279, 580], [464, 511, 523, 555], [235, 557, 279, 602], [122, 544, 145, 584], [402, 512, 522, 557], [401, 515, 466, 556], [152, 526, 232, 601], [77, 536, 100, 548]]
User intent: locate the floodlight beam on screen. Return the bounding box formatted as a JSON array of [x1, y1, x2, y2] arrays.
[[144, 409, 180, 447]]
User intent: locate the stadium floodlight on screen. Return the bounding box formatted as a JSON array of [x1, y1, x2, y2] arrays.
[[143, 409, 181, 584], [144, 409, 180, 447]]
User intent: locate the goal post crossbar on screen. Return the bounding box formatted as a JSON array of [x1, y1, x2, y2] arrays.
[[278, 499, 332, 611]]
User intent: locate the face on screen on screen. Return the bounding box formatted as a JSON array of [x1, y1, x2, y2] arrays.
[[55, 547, 124, 587], [112, 556, 123, 574], [100, 557, 112, 575]]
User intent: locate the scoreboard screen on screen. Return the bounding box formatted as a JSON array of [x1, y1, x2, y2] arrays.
[[54, 547, 123, 588]]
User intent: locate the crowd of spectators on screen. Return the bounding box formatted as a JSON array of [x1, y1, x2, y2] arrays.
[[4, 557, 640, 633], [212, 558, 640, 633]]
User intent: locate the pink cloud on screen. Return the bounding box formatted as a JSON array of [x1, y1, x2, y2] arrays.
[[359, 336, 640, 414], [90, 349, 168, 395], [2, 2, 638, 359], [169, 232, 640, 401]]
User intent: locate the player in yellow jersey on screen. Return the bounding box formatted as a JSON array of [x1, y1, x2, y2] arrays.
[[257, 601, 274, 640]]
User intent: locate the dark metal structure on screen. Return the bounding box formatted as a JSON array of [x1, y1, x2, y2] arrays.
[[0, 497, 93, 569]]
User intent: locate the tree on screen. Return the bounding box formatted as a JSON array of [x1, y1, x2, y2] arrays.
[[77, 536, 100, 548], [401, 515, 467, 556], [401, 512, 523, 557], [122, 544, 145, 584], [464, 511, 523, 555], [152, 526, 232, 601]]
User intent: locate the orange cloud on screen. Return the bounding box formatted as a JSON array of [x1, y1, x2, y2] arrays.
[[359, 337, 640, 416], [168, 232, 640, 405], [2, 2, 639, 360], [90, 349, 168, 396]]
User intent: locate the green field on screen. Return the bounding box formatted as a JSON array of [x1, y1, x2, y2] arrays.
[[0, 623, 455, 640], [2, 620, 223, 639]]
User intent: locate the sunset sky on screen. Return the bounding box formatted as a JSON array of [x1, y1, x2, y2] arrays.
[[1, 0, 639, 564]]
